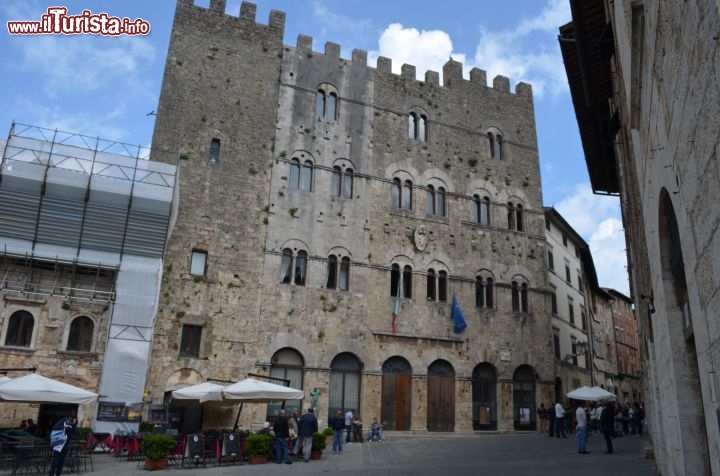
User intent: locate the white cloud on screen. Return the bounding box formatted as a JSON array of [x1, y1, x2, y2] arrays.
[[370, 23, 466, 78], [555, 183, 629, 295]]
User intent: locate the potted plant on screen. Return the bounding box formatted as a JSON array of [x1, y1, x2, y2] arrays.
[[142, 434, 177, 471], [244, 434, 273, 464], [322, 426, 334, 446], [311, 431, 326, 460]]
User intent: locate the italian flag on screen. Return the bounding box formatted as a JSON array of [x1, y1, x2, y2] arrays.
[[391, 280, 402, 334]]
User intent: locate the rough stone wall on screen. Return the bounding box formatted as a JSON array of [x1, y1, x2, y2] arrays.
[[148, 0, 554, 433], [0, 261, 113, 428], [608, 0, 720, 474]]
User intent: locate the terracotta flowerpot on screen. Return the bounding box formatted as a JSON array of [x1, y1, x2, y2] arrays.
[[248, 454, 268, 465], [145, 459, 169, 471], [311, 450, 322, 460]]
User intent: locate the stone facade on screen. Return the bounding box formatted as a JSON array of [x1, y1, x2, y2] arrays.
[[606, 288, 640, 402], [560, 0, 720, 473], [147, 0, 554, 433]]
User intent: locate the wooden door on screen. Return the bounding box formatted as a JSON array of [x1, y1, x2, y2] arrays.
[[427, 375, 455, 431], [381, 372, 411, 430]]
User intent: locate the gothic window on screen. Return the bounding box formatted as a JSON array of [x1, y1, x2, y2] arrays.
[[436, 187, 446, 216], [190, 250, 207, 277], [408, 113, 427, 141], [67, 316, 94, 352], [280, 248, 307, 286], [393, 178, 413, 210], [180, 324, 202, 358], [391, 178, 401, 208], [438, 270, 448, 302], [516, 204, 524, 231], [426, 186, 436, 215], [475, 275, 494, 309], [496, 134, 504, 160], [5, 310, 33, 347], [390, 263, 400, 297], [316, 89, 337, 120], [402, 180, 413, 209], [507, 202, 516, 230], [425, 268, 447, 302], [326, 255, 350, 291], [507, 201, 524, 231], [331, 166, 353, 199], [488, 132, 495, 158], [208, 138, 220, 165], [472, 194, 491, 225], [268, 348, 304, 417], [427, 268, 437, 301], [512, 281, 529, 312]]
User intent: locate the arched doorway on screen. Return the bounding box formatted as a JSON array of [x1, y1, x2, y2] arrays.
[[657, 190, 709, 472], [267, 348, 304, 419], [328, 353, 362, 423], [381, 356, 412, 430], [513, 365, 536, 430], [471, 363, 497, 430], [427, 360, 455, 432]]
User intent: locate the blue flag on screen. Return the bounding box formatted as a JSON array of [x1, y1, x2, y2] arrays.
[[451, 294, 467, 333]]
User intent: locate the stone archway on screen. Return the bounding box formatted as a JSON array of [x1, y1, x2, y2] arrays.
[[427, 360, 455, 432], [381, 356, 412, 431]]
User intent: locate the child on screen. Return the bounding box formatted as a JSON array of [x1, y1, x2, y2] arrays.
[[369, 417, 383, 442]]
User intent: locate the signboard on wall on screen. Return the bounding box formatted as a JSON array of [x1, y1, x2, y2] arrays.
[[96, 401, 143, 422]]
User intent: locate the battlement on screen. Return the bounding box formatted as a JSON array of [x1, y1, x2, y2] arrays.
[[178, 0, 531, 99], [178, 0, 285, 39], [292, 32, 531, 99]]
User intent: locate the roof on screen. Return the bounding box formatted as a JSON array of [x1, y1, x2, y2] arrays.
[[558, 0, 619, 195]]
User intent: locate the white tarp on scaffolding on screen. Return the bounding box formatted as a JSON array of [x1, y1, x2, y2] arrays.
[[0, 125, 177, 434]]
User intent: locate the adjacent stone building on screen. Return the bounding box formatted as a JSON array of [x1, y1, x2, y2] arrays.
[[560, 0, 720, 473], [146, 0, 554, 433]]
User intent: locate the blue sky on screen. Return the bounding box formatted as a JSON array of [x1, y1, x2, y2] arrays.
[[0, 0, 630, 295]]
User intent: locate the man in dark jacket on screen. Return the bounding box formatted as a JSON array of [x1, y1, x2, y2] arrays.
[[273, 409, 292, 464], [297, 408, 318, 462], [329, 410, 345, 454], [601, 402, 615, 454], [48, 416, 75, 476]]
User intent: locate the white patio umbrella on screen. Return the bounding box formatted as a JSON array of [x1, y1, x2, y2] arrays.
[[222, 378, 304, 431], [0, 373, 97, 404], [0, 376, 12, 384], [171, 381, 228, 404], [222, 377, 303, 402], [566, 385, 616, 402]]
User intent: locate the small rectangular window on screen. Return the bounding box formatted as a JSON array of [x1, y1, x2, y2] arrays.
[[551, 293, 558, 315], [209, 138, 220, 165], [562, 235, 568, 247], [180, 324, 202, 358], [190, 250, 207, 276], [553, 333, 560, 359]]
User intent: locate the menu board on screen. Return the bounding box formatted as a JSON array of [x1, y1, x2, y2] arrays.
[[97, 401, 143, 422]]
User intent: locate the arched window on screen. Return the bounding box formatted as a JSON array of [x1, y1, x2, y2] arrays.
[[390, 263, 400, 297], [488, 132, 495, 158], [521, 283, 529, 312], [426, 185, 436, 215], [67, 316, 94, 352], [327, 255, 351, 291], [289, 159, 300, 189], [391, 178, 401, 208], [512, 281, 520, 311], [512, 281, 529, 312], [408, 113, 427, 141], [316, 89, 338, 120], [486, 278, 494, 308], [427, 268, 448, 302], [331, 166, 354, 199], [496, 134, 504, 160], [328, 353, 361, 422], [268, 348, 304, 418], [513, 366, 536, 430], [402, 265, 413, 298], [280, 248, 308, 286], [402, 180, 413, 210], [300, 160, 313, 191], [5, 310, 33, 347], [473, 195, 490, 225]]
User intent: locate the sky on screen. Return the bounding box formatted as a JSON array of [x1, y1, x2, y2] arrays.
[[0, 0, 630, 296]]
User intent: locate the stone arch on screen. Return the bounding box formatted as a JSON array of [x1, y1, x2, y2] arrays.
[[381, 356, 412, 430], [512, 365, 537, 430], [472, 362, 497, 430], [657, 188, 709, 473]]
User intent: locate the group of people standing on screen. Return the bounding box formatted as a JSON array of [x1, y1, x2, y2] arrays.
[[537, 400, 645, 455]]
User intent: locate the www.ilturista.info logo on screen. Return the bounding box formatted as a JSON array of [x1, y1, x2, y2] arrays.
[[7, 7, 150, 36]]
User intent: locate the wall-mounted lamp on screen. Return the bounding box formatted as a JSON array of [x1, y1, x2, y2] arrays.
[[640, 293, 656, 314]]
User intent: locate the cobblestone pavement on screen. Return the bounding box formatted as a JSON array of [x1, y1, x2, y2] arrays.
[[16, 432, 657, 476]]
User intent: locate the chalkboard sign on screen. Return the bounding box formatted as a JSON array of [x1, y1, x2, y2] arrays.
[[223, 434, 240, 457]]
